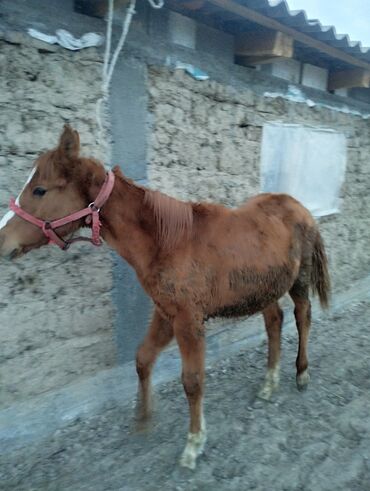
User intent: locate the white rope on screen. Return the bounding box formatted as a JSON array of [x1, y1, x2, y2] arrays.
[[102, 0, 114, 80], [104, 0, 137, 92], [96, 0, 165, 147], [147, 0, 164, 8], [96, 0, 136, 145]]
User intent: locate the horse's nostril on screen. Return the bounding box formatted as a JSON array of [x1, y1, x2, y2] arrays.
[[0, 233, 5, 253], [9, 248, 20, 260]]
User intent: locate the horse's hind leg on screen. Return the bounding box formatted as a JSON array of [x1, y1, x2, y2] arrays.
[[289, 282, 311, 391], [135, 308, 174, 424], [258, 302, 284, 400]]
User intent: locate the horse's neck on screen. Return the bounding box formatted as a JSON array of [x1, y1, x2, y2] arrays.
[[100, 170, 156, 277]]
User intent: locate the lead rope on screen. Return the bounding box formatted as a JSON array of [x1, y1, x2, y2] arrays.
[[96, 0, 165, 152]]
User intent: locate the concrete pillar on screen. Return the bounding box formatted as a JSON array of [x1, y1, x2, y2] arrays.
[[109, 56, 152, 363]]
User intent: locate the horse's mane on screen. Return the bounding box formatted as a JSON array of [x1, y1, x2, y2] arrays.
[[38, 151, 194, 251], [144, 189, 193, 250]]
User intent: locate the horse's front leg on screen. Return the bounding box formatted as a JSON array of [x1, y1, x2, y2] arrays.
[[135, 308, 174, 425], [174, 311, 206, 470]]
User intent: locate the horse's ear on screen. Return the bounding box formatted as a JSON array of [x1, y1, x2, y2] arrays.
[[58, 124, 80, 159]]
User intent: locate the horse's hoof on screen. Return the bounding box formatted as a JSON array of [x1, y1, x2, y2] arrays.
[[257, 367, 280, 401], [179, 453, 197, 470], [179, 429, 206, 470], [134, 417, 152, 433], [134, 405, 153, 432], [296, 370, 310, 391], [257, 385, 273, 401], [257, 378, 279, 401]]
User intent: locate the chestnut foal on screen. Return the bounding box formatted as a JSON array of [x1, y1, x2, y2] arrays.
[[0, 126, 330, 469]]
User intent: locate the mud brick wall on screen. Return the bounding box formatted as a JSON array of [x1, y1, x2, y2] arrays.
[[147, 66, 370, 292], [0, 33, 115, 407]]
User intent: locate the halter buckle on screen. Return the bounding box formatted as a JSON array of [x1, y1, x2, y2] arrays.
[[88, 202, 100, 212]]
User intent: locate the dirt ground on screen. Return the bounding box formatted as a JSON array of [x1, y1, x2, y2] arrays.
[[1, 300, 370, 491]]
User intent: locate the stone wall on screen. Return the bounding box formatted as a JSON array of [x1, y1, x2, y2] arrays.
[[147, 66, 370, 291], [0, 34, 115, 408], [3, 29, 370, 409]]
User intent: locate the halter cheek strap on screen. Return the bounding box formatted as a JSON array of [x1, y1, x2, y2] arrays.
[[9, 170, 115, 251]]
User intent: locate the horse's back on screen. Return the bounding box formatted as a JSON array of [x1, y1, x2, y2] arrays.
[[192, 193, 316, 266], [239, 193, 315, 227]]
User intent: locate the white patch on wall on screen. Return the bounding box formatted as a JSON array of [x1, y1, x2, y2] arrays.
[[335, 88, 348, 97], [260, 123, 347, 217], [302, 63, 328, 91], [169, 11, 196, 49]]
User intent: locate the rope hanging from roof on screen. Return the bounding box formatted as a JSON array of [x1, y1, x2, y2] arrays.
[[96, 0, 165, 149], [147, 0, 164, 8]]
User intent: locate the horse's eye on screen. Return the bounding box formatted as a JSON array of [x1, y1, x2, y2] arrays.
[[33, 187, 47, 197]]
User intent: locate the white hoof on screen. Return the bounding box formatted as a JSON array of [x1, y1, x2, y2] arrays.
[[258, 365, 280, 400], [258, 384, 274, 401], [180, 426, 207, 470]]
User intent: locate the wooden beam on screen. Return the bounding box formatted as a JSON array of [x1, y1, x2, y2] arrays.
[[74, 0, 107, 18], [328, 68, 370, 90], [74, 0, 130, 18], [236, 55, 287, 66], [207, 0, 370, 71], [235, 30, 293, 61]]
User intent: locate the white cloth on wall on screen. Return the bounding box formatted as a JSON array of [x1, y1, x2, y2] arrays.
[[28, 28, 103, 50], [260, 123, 347, 217]]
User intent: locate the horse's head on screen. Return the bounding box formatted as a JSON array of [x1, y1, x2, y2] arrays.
[[0, 125, 89, 259]]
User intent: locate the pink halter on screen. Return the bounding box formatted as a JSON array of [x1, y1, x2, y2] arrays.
[[9, 171, 115, 250]]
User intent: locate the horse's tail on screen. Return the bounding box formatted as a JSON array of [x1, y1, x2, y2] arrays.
[[310, 230, 331, 309]]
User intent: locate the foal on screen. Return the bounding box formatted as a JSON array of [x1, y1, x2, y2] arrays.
[[0, 125, 330, 469]]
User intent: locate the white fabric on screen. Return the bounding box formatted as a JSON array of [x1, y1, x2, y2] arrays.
[[28, 28, 103, 51], [260, 123, 347, 217]]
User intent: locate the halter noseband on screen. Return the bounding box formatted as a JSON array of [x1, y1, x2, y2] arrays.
[[9, 171, 115, 251]]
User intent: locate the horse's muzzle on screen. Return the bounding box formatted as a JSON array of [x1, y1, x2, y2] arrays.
[[0, 232, 5, 256], [0, 230, 19, 260]]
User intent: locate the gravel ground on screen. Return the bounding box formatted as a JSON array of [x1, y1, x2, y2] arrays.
[[1, 300, 370, 491]]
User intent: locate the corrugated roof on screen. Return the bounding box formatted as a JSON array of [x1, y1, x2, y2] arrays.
[[239, 0, 370, 61], [169, 0, 370, 69]]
